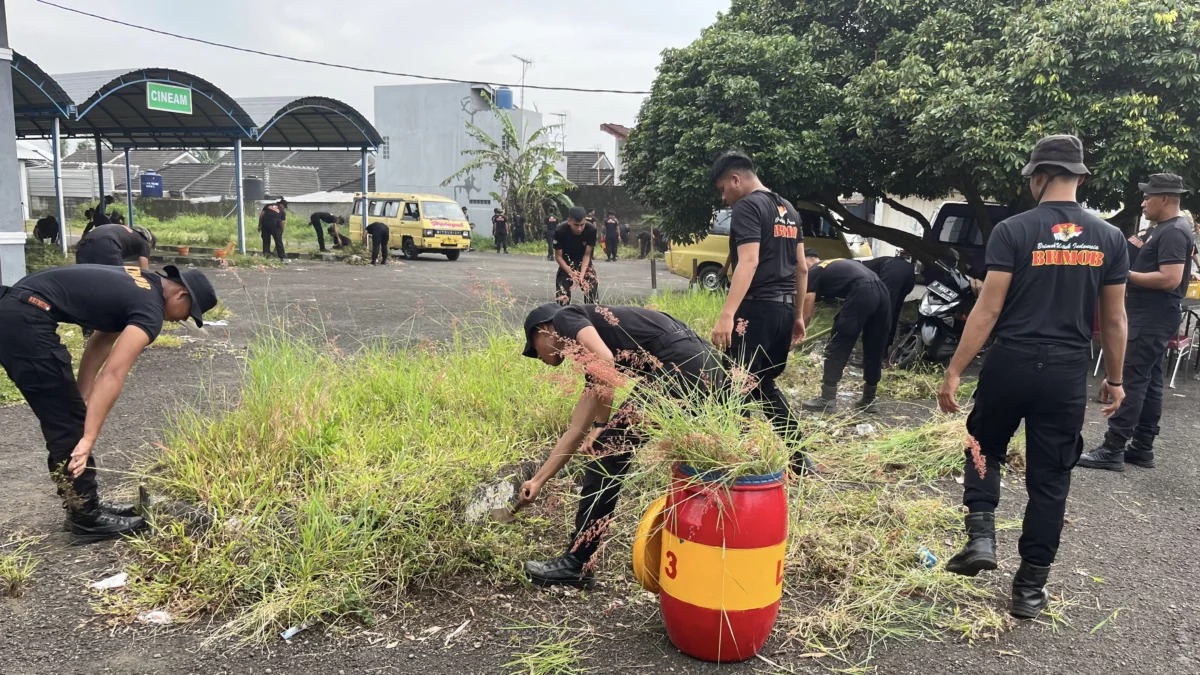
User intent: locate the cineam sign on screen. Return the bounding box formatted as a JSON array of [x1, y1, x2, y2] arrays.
[[146, 82, 193, 115]]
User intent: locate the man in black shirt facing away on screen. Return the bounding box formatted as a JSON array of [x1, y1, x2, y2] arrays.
[[76, 224, 152, 269], [637, 231, 652, 259], [553, 207, 599, 305], [937, 135, 1129, 620], [1080, 174, 1196, 472], [516, 302, 726, 588], [709, 152, 812, 473], [544, 213, 559, 261], [365, 221, 391, 265], [492, 208, 509, 254], [800, 254, 892, 413], [309, 212, 343, 253], [258, 199, 287, 261], [0, 265, 217, 543], [603, 211, 621, 262], [513, 214, 526, 245], [862, 255, 917, 350], [34, 214, 61, 245]]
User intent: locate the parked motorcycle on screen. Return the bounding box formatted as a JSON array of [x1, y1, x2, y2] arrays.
[[889, 252, 978, 368]]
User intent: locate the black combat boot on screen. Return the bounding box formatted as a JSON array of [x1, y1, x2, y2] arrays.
[[1125, 432, 1156, 469], [789, 451, 819, 476], [525, 552, 595, 589], [945, 512, 998, 577], [802, 385, 838, 413], [62, 501, 138, 532], [1010, 560, 1051, 619], [1077, 437, 1125, 472], [67, 508, 146, 545], [855, 385, 878, 413]]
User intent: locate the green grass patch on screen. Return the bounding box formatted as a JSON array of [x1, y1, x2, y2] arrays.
[[504, 623, 591, 675], [0, 533, 42, 598]]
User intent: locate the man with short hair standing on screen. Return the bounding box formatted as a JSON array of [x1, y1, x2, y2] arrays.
[[709, 151, 812, 473], [1079, 174, 1196, 472], [492, 208, 509, 254], [258, 199, 288, 261], [544, 212, 559, 261], [553, 207, 598, 305], [937, 135, 1129, 620]]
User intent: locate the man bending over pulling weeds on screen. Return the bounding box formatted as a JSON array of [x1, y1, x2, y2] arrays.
[[517, 302, 726, 588]]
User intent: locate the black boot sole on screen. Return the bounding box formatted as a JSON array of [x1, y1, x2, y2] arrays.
[[945, 553, 998, 577], [1076, 458, 1124, 472], [1010, 592, 1049, 620], [801, 402, 837, 413], [1125, 456, 1156, 469], [69, 526, 145, 545], [525, 573, 596, 590]]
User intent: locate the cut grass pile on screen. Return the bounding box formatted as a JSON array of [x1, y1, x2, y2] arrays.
[[115, 303, 1017, 665], [504, 623, 591, 675], [0, 533, 41, 598]]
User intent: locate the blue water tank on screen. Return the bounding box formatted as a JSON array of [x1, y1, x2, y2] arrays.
[[140, 170, 163, 197], [495, 86, 514, 110]]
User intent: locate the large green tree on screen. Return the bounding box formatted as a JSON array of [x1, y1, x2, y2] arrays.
[[623, 0, 1200, 258]]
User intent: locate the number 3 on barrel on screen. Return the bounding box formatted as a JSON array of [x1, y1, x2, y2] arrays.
[[664, 551, 678, 580]]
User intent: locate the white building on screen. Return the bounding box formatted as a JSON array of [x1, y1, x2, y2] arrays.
[[373, 82, 544, 229]]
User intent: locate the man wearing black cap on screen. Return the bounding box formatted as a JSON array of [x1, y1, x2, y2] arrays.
[[516, 302, 725, 588], [937, 134, 1129, 620], [309, 211, 343, 253], [863, 255, 917, 351], [544, 212, 559, 261], [553, 207, 599, 305], [1079, 174, 1196, 472], [708, 151, 811, 472], [258, 199, 288, 261], [76, 224, 153, 270], [799, 253, 892, 413], [0, 264, 218, 543]]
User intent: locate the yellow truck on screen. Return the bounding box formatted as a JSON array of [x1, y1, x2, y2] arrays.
[[665, 205, 862, 290], [351, 192, 471, 261]]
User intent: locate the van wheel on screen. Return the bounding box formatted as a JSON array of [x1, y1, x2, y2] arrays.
[[403, 238, 420, 260], [697, 264, 725, 291], [445, 250, 461, 261]]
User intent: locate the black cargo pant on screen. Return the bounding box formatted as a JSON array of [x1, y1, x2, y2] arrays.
[[555, 264, 598, 306], [494, 229, 508, 253], [366, 224, 390, 264], [546, 232, 555, 260], [963, 340, 1090, 567], [0, 289, 99, 512], [309, 215, 328, 251], [513, 225, 525, 245], [874, 261, 916, 348], [729, 298, 803, 448], [605, 234, 619, 261], [261, 225, 285, 260], [74, 238, 124, 266], [824, 279, 891, 387], [1105, 310, 1179, 446], [570, 333, 726, 562]]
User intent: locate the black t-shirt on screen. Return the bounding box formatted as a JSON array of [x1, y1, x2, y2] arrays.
[[82, 224, 150, 260], [493, 215, 508, 233], [14, 264, 166, 342], [1127, 215, 1195, 320], [807, 259, 876, 301], [312, 211, 337, 224], [260, 204, 285, 230], [554, 222, 597, 267], [729, 190, 803, 297], [604, 217, 620, 238], [986, 202, 1129, 348], [552, 304, 688, 360], [545, 216, 559, 235]]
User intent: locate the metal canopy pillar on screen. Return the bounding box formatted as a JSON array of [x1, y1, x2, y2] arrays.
[[51, 117, 66, 255], [94, 133, 104, 221], [234, 139, 245, 254], [361, 147, 369, 238], [124, 150, 134, 227]]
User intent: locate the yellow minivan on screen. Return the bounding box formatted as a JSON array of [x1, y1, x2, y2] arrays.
[[351, 192, 471, 261], [665, 204, 862, 290]]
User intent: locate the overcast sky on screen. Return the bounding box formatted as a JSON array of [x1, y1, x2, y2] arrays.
[[10, 0, 729, 155]]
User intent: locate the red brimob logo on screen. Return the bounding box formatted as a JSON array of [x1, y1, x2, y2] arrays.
[[1051, 223, 1083, 242]]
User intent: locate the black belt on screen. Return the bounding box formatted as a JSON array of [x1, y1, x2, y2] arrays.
[[994, 338, 1089, 357], [644, 329, 702, 354], [745, 293, 795, 305]]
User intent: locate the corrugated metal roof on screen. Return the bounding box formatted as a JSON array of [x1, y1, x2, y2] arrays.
[[11, 51, 74, 138], [563, 151, 615, 186], [238, 96, 382, 149]]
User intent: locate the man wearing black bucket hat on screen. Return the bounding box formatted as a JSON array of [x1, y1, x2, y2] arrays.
[[516, 302, 725, 588], [936, 134, 1129, 620], [1079, 174, 1196, 472], [0, 264, 217, 543]]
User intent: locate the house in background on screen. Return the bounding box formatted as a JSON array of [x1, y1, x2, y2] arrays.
[[600, 123, 629, 185], [563, 150, 615, 187]]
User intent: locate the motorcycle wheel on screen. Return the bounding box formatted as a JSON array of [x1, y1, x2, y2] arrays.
[[889, 326, 922, 369]]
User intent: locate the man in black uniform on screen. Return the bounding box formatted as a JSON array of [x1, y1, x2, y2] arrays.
[[258, 199, 287, 261], [620, 218, 631, 249], [81, 196, 115, 237], [553, 207, 599, 305], [937, 135, 1129, 620], [309, 211, 343, 253], [708, 151, 811, 472], [863, 255, 917, 350], [33, 215, 60, 245], [0, 264, 217, 542], [517, 302, 726, 587], [365, 221, 391, 265], [603, 211, 621, 262], [76, 224, 152, 269], [1079, 174, 1195, 472], [637, 230, 652, 259], [544, 212, 559, 261], [492, 208, 509, 254], [513, 213, 526, 245], [799, 254, 891, 413]]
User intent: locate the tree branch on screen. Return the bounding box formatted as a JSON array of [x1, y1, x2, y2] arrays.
[[815, 192, 947, 270], [959, 181, 995, 239], [881, 196, 932, 235]]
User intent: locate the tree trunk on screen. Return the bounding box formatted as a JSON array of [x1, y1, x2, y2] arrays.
[[959, 182, 996, 240]]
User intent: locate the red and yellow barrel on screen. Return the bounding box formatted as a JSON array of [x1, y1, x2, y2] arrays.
[[637, 464, 788, 663]]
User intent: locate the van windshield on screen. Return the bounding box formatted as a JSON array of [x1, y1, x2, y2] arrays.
[[422, 202, 465, 221]]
